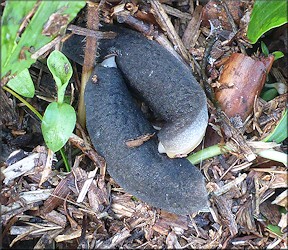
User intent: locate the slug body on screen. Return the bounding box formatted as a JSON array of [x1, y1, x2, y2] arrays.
[[63, 26, 208, 158], [63, 25, 209, 214], [85, 65, 207, 214]]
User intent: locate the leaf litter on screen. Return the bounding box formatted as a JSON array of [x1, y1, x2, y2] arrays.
[[1, 0, 287, 249]]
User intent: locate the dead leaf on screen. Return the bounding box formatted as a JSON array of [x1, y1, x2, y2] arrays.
[[215, 53, 274, 120], [125, 133, 155, 147], [42, 13, 69, 36]]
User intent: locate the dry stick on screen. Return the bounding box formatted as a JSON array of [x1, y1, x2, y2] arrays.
[[181, 4, 203, 75], [217, 0, 246, 55], [67, 24, 116, 39], [149, 0, 191, 64], [188, 0, 195, 13], [161, 4, 192, 20], [182, 5, 202, 50], [78, 1, 101, 128], [31, 35, 67, 59], [69, 133, 106, 169]]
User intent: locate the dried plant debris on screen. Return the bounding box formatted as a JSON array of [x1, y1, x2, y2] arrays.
[[1, 0, 287, 249], [215, 53, 274, 121]]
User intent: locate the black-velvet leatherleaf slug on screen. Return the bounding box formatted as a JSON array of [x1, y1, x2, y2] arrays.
[[85, 64, 207, 215], [63, 26, 208, 158], [63, 25, 209, 214]]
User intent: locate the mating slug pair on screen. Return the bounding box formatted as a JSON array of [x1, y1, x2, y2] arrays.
[[63, 25, 208, 215]]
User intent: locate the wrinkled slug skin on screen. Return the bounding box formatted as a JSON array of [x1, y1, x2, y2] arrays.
[[63, 26, 208, 156], [85, 66, 208, 215]]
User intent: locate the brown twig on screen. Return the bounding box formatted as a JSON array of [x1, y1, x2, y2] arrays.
[[149, 0, 191, 64], [182, 5, 203, 50], [78, 1, 104, 128], [41, 173, 74, 214], [161, 4, 192, 20], [31, 35, 68, 59], [69, 133, 106, 169], [67, 24, 116, 39], [216, 0, 246, 54]]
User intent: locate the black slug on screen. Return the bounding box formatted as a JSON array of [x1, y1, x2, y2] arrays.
[[63, 25, 209, 214], [63, 26, 208, 158], [85, 63, 207, 215]]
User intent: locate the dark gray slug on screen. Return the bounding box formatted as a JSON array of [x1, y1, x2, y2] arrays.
[[63, 26, 208, 214]]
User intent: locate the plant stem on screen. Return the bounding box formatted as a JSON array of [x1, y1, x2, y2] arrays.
[[187, 141, 287, 167], [78, 2, 100, 128], [59, 146, 71, 172], [57, 85, 66, 105], [187, 144, 230, 165], [2, 85, 71, 172], [3, 85, 43, 120]]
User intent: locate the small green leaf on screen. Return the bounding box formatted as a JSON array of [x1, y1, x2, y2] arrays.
[[6, 68, 35, 98], [47, 50, 73, 104], [272, 51, 284, 61], [263, 110, 287, 143], [47, 50, 73, 89], [261, 41, 269, 56], [41, 102, 76, 152], [247, 0, 288, 44]]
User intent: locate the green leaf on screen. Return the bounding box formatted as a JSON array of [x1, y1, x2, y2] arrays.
[[1, 0, 86, 78], [6, 69, 35, 98], [263, 110, 287, 143], [41, 102, 76, 152], [261, 41, 269, 56], [261, 88, 278, 101], [279, 207, 287, 214], [247, 0, 288, 44], [47, 50, 73, 103], [47, 50, 72, 89], [267, 224, 283, 237], [1, 1, 37, 73], [272, 51, 284, 61]]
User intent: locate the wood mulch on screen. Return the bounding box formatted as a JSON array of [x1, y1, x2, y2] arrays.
[[1, 0, 287, 249]]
